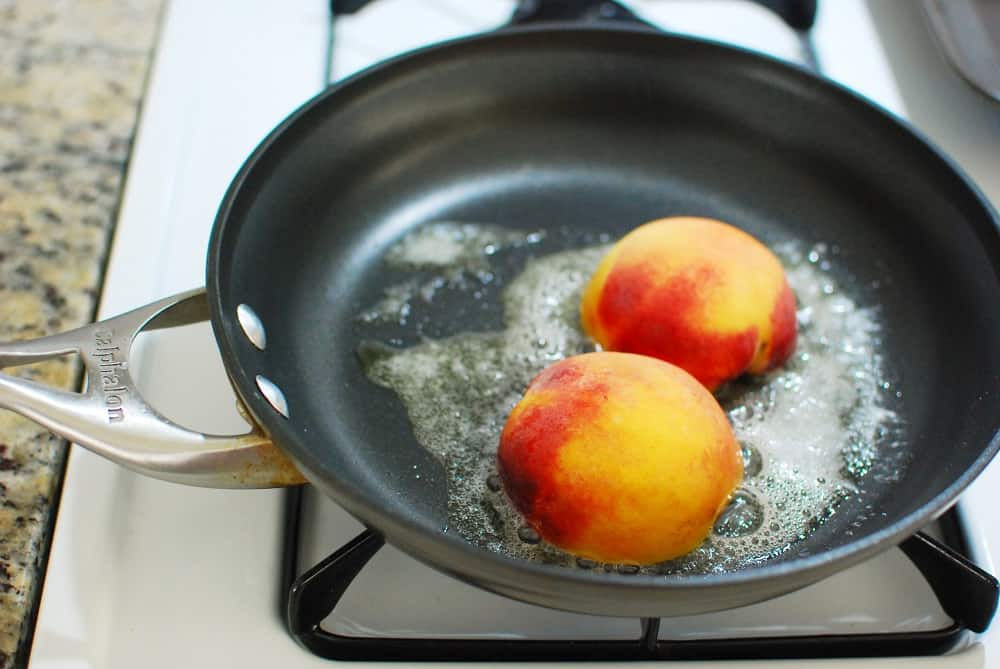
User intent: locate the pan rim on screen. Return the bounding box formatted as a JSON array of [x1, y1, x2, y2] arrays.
[[207, 23, 1000, 608]]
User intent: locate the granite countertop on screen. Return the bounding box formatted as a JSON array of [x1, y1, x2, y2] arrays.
[[0, 0, 163, 665]]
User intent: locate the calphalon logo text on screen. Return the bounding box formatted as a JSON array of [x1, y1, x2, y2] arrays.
[[94, 330, 127, 423]]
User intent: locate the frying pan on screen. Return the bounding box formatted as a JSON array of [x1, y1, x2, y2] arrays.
[[3, 1, 1000, 626]]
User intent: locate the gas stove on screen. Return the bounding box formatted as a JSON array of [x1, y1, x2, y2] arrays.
[[28, 1, 1000, 667]]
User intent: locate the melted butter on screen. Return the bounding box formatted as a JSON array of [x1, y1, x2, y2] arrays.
[[360, 224, 904, 574]]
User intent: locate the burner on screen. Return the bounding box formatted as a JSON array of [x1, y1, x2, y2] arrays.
[[282, 486, 995, 661], [332, 0, 818, 32], [283, 0, 998, 661]]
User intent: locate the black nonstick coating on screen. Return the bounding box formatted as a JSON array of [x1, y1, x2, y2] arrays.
[[207, 26, 1000, 616]]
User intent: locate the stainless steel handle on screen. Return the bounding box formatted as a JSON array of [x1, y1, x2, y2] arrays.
[[0, 289, 305, 488]]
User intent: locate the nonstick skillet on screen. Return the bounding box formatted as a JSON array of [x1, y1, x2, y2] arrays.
[[1, 2, 999, 627]]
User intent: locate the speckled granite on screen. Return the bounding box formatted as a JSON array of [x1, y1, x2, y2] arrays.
[[0, 0, 163, 665]]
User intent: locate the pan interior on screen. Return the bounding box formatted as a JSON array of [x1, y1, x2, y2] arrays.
[[212, 30, 1000, 582]]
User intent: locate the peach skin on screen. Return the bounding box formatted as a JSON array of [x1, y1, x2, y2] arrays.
[[497, 352, 743, 565], [581, 217, 797, 391]]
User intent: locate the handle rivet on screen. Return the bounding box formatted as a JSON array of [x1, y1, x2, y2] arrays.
[[256, 374, 288, 418], [237, 304, 267, 350]]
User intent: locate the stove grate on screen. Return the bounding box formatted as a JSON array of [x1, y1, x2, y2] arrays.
[[281, 486, 993, 662]]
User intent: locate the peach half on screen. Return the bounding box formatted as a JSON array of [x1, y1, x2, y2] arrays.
[[581, 217, 797, 391], [497, 352, 742, 565]]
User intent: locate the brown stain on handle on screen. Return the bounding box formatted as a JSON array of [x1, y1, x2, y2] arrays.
[[244, 440, 308, 487], [231, 397, 307, 487]]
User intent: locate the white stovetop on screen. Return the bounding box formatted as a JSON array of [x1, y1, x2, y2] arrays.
[[28, 0, 1000, 667]]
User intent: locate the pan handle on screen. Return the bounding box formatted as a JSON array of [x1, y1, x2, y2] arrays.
[[900, 531, 999, 633], [0, 289, 305, 488]]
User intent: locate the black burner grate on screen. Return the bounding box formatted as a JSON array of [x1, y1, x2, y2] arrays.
[[281, 486, 996, 662]]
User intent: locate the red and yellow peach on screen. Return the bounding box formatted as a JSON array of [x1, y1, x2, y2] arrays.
[[581, 217, 797, 391], [497, 352, 743, 565]]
